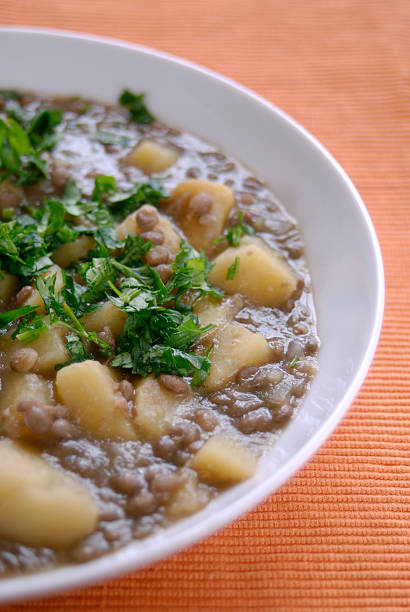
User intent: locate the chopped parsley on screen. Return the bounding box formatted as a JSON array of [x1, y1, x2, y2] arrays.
[[0, 305, 38, 329], [226, 256, 240, 280], [92, 130, 131, 147], [0, 105, 62, 186], [214, 210, 254, 247], [0, 174, 219, 385], [288, 356, 299, 368], [119, 89, 155, 125]]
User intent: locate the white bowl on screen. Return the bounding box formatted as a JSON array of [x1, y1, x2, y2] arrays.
[[0, 27, 384, 603]]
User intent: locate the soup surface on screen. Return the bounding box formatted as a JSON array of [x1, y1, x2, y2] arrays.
[[0, 90, 319, 575]]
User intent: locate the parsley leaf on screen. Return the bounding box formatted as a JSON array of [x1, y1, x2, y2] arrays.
[[13, 312, 48, 344], [0, 106, 62, 186], [0, 90, 22, 101], [65, 333, 89, 364], [119, 89, 155, 124], [27, 109, 63, 152], [108, 181, 167, 218], [92, 130, 131, 147], [0, 305, 38, 328], [226, 256, 240, 280], [167, 240, 223, 305], [214, 211, 254, 247]]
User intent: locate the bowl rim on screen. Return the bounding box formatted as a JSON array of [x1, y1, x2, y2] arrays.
[[0, 26, 384, 603]]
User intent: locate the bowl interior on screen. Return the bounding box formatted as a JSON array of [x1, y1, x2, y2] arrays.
[[0, 28, 384, 602]]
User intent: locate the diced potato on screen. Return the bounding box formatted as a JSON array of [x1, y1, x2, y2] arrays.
[[22, 265, 64, 314], [134, 375, 190, 441], [56, 360, 137, 440], [117, 209, 181, 257], [128, 141, 178, 175], [52, 235, 94, 268], [167, 179, 235, 253], [167, 469, 209, 518], [116, 211, 137, 239], [0, 439, 98, 548], [81, 301, 127, 337], [190, 434, 258, 484], [0, 272, 18, 304], [203, 323, 271, 391], [209, 236, 297, 307], [193, 296, 242, 336], [30, 325, 69, 376], [0, 372, 53, 440], [155, 214, 182, 256]]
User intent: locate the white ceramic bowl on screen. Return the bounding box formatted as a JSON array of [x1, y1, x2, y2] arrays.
[[0, 28, 384, 603]]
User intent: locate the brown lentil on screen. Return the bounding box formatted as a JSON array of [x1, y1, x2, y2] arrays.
[[188, 192, 213, 217], [51, 418, 77, 439], [10, 348, 38, 373], [119, 380, 135, 402], [140, 229, 164, 245], [136, 205, 159, 230], [195, 409, 218, 431], [112, 471, 145, 495], [155, 263, 173, 283], [153, 435, 178, 461], [159, 374, 189, 395], [15, 285, 33, 306], [19, 402, 53, 434], [239, 192, 255, 205], [127, 491, 157, 517], [149, 471, 182, 494], [168, 421, 201, 446], [97, 326, 116, 350], [145, 245, 170, 266], [239, 408, 273, 434]]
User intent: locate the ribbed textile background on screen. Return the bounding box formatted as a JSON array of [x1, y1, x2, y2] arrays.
[[1, 0, 409, 610]]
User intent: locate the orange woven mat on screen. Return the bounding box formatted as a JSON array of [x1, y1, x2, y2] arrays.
[[1, 0, 410, 609]]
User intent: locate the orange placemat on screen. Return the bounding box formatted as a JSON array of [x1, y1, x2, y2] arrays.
[[1, 0, 410, 610]]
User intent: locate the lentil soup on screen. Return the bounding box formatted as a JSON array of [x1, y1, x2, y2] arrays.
[[0, 90, 319, 575]]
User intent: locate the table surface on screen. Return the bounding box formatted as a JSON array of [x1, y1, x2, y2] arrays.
[[1, 0, 409, 610]]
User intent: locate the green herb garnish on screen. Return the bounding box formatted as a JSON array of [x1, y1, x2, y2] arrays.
[[0, 106, 62, 185], [1, 173, 218, 385], [214, 210, 254, 247], [0, 305, 38, 329], [119, 89, 155, 125], [288, 356, 299, 368], [92, 130, 131, 147], [226, 256, 240, 280]]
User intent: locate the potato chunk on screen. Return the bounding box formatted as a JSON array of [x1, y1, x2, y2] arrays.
[[167, 179, 235, 253], [0, 272, 18, 304], [29, 325, 69, 376], [0, 372, 53, 440], [0, 439, 98, 548], [128, 141, 178, 175], [52, 235, 94, 268], [209, 236, 297, 307], [117, 208, 181, 257], [56, 360, 136, 440], [134, 375, 190, 440], [203, 323, 271, 391], [193, 296, 242, 336], [190, 434, 258, 484], [81, 301, 126, 337]]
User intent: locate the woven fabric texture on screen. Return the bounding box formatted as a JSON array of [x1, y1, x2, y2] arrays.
[[1, 0, 410, 610]]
